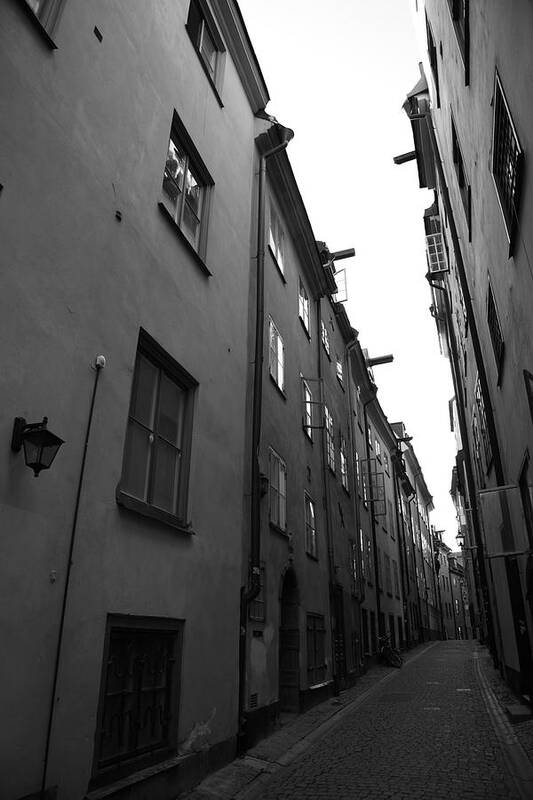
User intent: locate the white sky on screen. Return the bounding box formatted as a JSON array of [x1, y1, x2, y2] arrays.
[[239, 0, 459, 549]]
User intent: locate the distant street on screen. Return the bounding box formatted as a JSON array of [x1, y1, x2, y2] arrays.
[[250, 642, 523, 800]]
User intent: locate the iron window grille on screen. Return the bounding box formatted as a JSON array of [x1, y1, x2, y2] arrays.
[[186, 0, 224, 91], [93, 616, 182, 783], [305, 492, 317, 558], [491, 72, 523, 250], [118, 332, 196, 529], [269, 205, 285, 276], [451, 117, 471, 238], [298, 278, 310, 333], [249, 563, 266, 622], [269, 448, 287, 531], [306, 614, 326, 685], [268, 317, 285, 392], [325, 406, 335, 471], [426, 16, 440, 108], [161, 114, 212, 256], [487, 284, 505, 380]]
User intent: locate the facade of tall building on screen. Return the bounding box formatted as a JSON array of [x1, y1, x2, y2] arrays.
[[2, 2, 445, 797], [401, 0, 533, 700]]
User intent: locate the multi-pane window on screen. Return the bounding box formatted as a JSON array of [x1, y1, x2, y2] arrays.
[[269, 449, 287, 531], [186, 0, 222, 86], [249, 564, 266, 622], [325, 407, 335, 471], [321, 320, 330, 357], [447, 0, 469, 69], [350, 540, 358, 593], [340, 437, 348, 490], [451, 117, 471, 235], [24, 0, 64, 35], [375, 438, 381, 459], [336, 356, 344, 384], [487, 285, 504, 378], [302, 379, 313, 439], [268, 317, 285, 391], [492, 73, 522, 246], [298, 278, 310, 333], [269, 205, 285, 275], [383, 451, 390, 473], [119, 337, 196, 525], [367, 424, 373, 450], [306, 614, 326, 685], [162, 116, 211, 254], [393, 560, 400, 597], [305, 493, 317, 558], [426, 16, 440, 107], [475, 377, 492, 468], [94, 616, 182, 777]]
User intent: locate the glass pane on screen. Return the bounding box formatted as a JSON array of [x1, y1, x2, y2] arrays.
[[185, 169, 203, 217], [163, 139, 186, 208], [157, 373, 185, 446], [200, 25, 217, 79], [131, 355, 158, 427], [152, 439, 180, 513], [122, 420, 152, 501], [182, 202, 201, 247]]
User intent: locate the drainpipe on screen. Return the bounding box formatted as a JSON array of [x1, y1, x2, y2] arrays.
[[316, 298, 339, 696], [238, 120, 294, 750]]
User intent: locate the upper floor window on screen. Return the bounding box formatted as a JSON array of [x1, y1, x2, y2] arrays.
[[268, 317, 285, 392], [383, 451, 390, 473], [340, 437, 348, 490], [302, 378, 313, 440], [451, 117, 471, 239], [269, 449, 287, 531], [447, 0, 469, 79], [426, 16, 440, 108], [487, 284, 505, 381], [475, 377, 492, 469], [269, 206, 285, 276], [298, 278, 310, 333], [305, 493, 317, 558], [375, 438, 381, 460], [367, 423, 373, 450], [350, 540, 358, 592], [321, 320, 330, 358], [24, 0, 64, 38], [491, 72, 522, 251], [186, 0, 224, 91], [325, 406, 335, 471], [118, 333, 196, 528], [162, 114, 212, 257], [336, 356, 344, 385]]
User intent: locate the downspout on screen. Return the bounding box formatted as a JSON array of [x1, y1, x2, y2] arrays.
[[362, 391, 382, 637], [316, 297, 339, 696], [238, 122, 293, 748]]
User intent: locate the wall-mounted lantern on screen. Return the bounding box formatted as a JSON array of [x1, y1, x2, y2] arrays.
[[11, 416, 64, 476]]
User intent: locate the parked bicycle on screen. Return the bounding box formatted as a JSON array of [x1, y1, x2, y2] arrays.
[[378, 633, 404, 668]]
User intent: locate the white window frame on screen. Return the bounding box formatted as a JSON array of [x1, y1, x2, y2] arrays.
[[268, 317, 285, 392], [298, 278, 310, 333], [305, 492, 317, 558], [269, 205, 285, 276], [340, 437, 348, 490], [302, 379, 313, 440], [325, 406, 335, 471], [336, 356, 344, 385], [321, 320, 330, 358], [269, 448, 287, 531]]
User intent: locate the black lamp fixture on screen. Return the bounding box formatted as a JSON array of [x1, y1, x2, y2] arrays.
[[11, 416, 64, 476]]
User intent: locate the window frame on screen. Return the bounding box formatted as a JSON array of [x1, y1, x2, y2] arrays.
[[269, 448, 287, 532], [22, 0, 65, 44], [446, 0, 469, 83], [487, 283, 505, 382], [185, 0, 226, 102], [302, 378, 313, 441], [426, 15, 440, 108], [306, 613, 326, 686], [305, 492, 318, 558], [451, 115, 472, 240], [269, 204, 285, 278], [321, 320, 331, 358], [268, 317, 285, 393], [325, 406, 335, 472], [116, 332, 197, 532], [340, 436, 349, 491], [298, 277, 310, 334], [491, 71, 523, 253], [249, 563, 266, 622]]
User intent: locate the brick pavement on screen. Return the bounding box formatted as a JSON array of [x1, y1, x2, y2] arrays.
[[178, 641, 533, 800]]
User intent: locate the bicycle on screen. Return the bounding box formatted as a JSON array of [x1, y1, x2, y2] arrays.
[[378, 633, 404, 668]]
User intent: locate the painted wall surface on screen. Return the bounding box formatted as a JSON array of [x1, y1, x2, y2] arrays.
[[0, 1, 260, 797]]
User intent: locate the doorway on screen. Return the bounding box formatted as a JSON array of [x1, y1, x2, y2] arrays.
[[279, 568, 300, 712]]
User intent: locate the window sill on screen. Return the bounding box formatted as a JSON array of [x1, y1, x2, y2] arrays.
[[306, 551, 319, 562], [269, 374, 287, 400], [116, 489, 194, 534], [186, 31, 224, 108], [269, 521, 289, 538], [298, 316, 311, 340], [20, 2, 58, 48], [158, 202, 212, 276]]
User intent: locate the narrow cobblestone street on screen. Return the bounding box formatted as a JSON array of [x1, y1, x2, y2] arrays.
[[182, 642, 533, 800]]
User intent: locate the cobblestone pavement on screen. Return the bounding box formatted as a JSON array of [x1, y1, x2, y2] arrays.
[[180, 641, 533, 800]]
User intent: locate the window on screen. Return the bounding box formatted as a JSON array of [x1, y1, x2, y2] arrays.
[[340, 437, 348, 490], [305, 493, 317, 558], [298, 278, 310, 333], [487, 284, 504, 379], [23, 0, 64, 37], [325, 407, 335, 471], [491, 72, 522, 248], [366, 536, 373, 584], [93, 615, 182, 781], [475, 377, 492, 468], [249, 564, 266, 622], [302, 379, 313, 439], [269, 205, 285, 276], [359, 529, 366, 581], [269, 449, 287, 531], [375, 438, 381, 460], [367, 424, 373, 450], [426, 16, 440, 107], [451, 117, 471, 237], [268, 317, 285, 392], [186, 0, 223, 89], [336, 356, 344, 385], [447, 0, 469, 76], [161, 114, 212, 256], [118, 335, 196, 528], [383, 451, 389, 473], [306, 614, 326, 685], [321, 320, 330, 358], [355, 385, 363, 423], [388, 499, 395, 539], [350, 540, 358, 593]]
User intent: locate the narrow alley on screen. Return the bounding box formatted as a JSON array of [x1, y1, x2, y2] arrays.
[[182, 642, 533, 800]]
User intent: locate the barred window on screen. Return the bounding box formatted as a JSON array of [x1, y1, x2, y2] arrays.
[[306, 614, 326, 685], [492, 73, 522, 247], [94, 616, 182, 780], [487, 285, 504, 379]]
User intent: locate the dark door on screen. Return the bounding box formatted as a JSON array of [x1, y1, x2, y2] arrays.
[[279, 570, 300, 712]]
